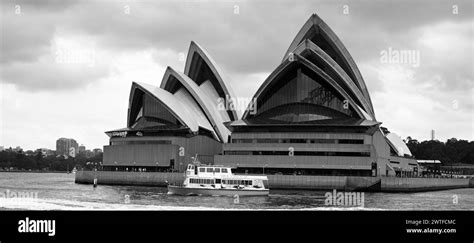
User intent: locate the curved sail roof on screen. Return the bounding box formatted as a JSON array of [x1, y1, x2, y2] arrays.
[[127, 82, 217, 139], [184, 41, 239, 121], [290, 39, 374, 120], [282, 14, 375, 118], [113, 13, 382, 142], [242, 53, 368, 122], [386, 132, 413, 157], [160, 66, 231, 142]]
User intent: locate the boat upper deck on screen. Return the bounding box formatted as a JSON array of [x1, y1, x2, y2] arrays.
[[185, 164, 268, 180]]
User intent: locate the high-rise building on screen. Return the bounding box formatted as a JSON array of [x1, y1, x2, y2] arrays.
[[56, 138, 79, 157], [79, 145, 86, 154]]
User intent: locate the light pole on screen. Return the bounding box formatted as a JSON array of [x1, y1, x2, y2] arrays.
[[263, 163, 268, 175], [156, 162, 159, 172]]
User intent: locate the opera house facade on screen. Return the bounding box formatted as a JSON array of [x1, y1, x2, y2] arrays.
[[103, 14, 418, 176]]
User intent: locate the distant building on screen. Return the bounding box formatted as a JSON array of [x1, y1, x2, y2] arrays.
[[78, 145, 86, 154], [0, 146, 4, 151], [93, 148, 103, 156], [38, 148, 55, 157], [56, 138, 79, 158], [85, 150, 95, 158], [13, 146, 23, 153], [417, 160, 441, 175]]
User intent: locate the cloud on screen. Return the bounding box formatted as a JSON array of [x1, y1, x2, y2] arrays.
[[373, 65, 473, 141], [0, 0, 472, 150], [0, 55, 109, 92], [414, 20, 473, 92], [2, 0, 472, 83], [0, 9, 55, 64]]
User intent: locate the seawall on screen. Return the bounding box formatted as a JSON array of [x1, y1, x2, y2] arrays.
[[75, 171, 472, 192], [75, 170, 185, 187], [382, 177, 471, 192]]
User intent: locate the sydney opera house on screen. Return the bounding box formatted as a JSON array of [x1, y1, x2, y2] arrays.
[[103, 14, 418, 177]]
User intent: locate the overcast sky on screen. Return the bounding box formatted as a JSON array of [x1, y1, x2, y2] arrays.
[[0, 0, 473, 151]]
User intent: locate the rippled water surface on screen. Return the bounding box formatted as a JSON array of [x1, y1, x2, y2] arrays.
[[0, 172, 473, 210]]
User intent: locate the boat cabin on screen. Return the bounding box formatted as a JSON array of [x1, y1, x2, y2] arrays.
[[183, 163, 267, 189], [185, 164, 232, 176]]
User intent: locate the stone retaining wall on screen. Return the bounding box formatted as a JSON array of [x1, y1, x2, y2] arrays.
[[75, 171, 471, 192]]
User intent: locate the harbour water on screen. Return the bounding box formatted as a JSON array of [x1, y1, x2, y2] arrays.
[[0, 172, 473, 210]]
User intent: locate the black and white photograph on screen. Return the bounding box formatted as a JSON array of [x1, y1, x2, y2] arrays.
[[0, 0, 473, 242]]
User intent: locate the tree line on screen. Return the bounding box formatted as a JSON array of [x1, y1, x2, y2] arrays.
[[0, 137, 473, 172], [0, 149, 103, 172], [405, 137, 474, 165]]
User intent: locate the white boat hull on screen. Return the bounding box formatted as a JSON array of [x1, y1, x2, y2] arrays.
[[167, 185, 269, 197]]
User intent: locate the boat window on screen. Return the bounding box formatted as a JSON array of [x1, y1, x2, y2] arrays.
[[221, 168, 228, 173], [214, 168, 220, 173], [199, 168, 205, 172], [206, 168, 213, 172]]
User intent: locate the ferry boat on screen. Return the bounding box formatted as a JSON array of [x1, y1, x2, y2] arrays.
[[167, 163, 269, 197]]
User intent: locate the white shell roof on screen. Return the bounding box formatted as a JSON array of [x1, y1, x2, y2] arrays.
[[184, 41, 240, 120], [132, 82, 216, 138], [386, 132, 412, 157], [160, 67, 231, 142]]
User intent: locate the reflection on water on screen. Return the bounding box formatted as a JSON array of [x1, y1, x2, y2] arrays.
[[0, 173, 473, 210]]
